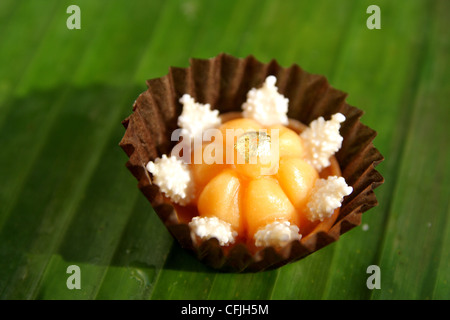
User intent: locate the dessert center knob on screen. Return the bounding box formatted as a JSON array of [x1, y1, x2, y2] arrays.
[[234, 131, 271, 163]]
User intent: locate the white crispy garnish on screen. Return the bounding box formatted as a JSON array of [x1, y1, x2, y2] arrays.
[[242, 75, 289, 126], [189, 216, 237, 246], [306, 176, 353, 222], [300, 113, 346, 171], [146, 154, 194, 205], [254, 220, 301, 248], [177, 94, 221, 140]]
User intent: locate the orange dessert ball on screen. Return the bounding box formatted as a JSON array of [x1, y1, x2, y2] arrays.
[[189, 117, 326, 246]]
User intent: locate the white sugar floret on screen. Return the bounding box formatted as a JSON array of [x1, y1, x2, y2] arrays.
[[254, 220, 301, 248], [300, 113, 346, 171], [189, 216, 237, 246], [177, 94, 221, 140], [306, 176, 353, 222], [242, 76, 289, 126], [146, 154, 194, 205]]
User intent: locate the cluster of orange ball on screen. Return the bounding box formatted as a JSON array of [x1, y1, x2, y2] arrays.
[[182, 117, 330, 248]]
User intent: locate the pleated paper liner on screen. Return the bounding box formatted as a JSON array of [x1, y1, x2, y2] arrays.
[[119, 53, 384, 272]]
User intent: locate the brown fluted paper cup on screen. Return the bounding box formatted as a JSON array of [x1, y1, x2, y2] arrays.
[[119, 53, 384, 272]]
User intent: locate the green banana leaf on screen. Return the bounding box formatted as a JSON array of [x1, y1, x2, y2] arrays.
[[0, 0, 448, 300]]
